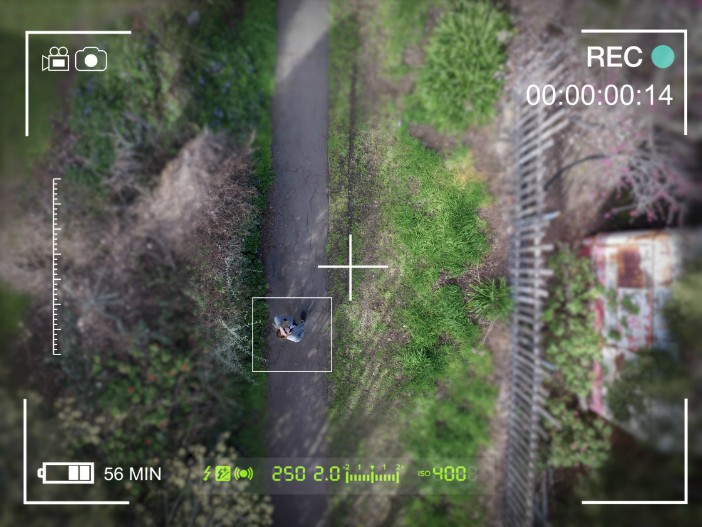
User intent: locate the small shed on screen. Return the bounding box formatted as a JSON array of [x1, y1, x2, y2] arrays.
[[582, 229, 702, 447]]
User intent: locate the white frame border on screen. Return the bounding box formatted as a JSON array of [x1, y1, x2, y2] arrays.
[[582, 398, 688, 505], [23, 399, 130, 505], [251, 296, 333, 373], [25, 30, 132, 137], [581, 29, 687, 136]]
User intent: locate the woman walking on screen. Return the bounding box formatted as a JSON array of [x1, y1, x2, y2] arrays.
[[273, 311, 306, 342]]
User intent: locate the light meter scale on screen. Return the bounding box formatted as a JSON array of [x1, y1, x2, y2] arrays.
[[52, 177, 61, 356]]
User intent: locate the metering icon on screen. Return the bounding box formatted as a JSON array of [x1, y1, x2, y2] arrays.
[[37, 462, 94, 485]]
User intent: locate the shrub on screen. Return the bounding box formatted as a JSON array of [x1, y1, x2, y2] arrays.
[[135, 433, 273, 526], [542, 248, 612, 470], [542, 247, 601, 399], [546, 398, 612, 470], [467, 277, 512, 321], [43, 1, 276, 521], [409, 0, 512, 132], [606, 259, 701, 442], [664, 256, 702, 358], [66, 0, 276, 197], [607, 348, 684, 424]]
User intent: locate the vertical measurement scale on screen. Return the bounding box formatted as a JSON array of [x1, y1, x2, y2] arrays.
[[52, 178, 61, 356]]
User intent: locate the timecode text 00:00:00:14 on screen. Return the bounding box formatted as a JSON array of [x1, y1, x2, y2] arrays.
[[526, 84, 672, 106]]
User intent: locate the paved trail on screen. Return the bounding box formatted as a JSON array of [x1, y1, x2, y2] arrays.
[[265, 0, 329, 526]]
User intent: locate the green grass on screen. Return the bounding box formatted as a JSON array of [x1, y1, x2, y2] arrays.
[[373, 0, 438, 76], [327, 2, 499, 524], [328, 125, 496, 523], [240, 110, 275, 459], [390, 133, 488, 276], [385, 132, 496, 527], [407, 0, 512, 132], [381, 127, 489, 386], [227, 0, 276, 457], [467, 277, 513, 321]]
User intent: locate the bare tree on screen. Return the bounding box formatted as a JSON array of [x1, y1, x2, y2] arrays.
[[515, 33, 698, 225], [566, 105, 692, 224]]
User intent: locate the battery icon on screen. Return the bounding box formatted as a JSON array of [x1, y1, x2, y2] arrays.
[[37, 462, 94, 485]]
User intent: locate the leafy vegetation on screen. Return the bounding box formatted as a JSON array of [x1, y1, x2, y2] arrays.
[[327, 1, 503, 525], [134, 433, 273, 526], [467, 277, 512, 321], [551, 257, 702, 527], [664, 256, 702, 358], [543, 247, 601, 399], [3, 1, 276, 524], [542, 247, 612, 470], [555, 444, 695, 526], [408, 0, 512, 132], [545, 399, 611, 470], [607, 349, 684, 425], [605, 257, 701, 448]]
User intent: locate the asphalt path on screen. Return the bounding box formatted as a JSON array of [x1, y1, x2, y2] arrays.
[[265, 0, 330, 525]]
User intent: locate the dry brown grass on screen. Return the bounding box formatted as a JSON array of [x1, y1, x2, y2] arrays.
[[0, 130, 254, 359]]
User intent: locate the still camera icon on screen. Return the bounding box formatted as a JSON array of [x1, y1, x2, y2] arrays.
[[42, 47, 70, 71], [75, 47, 108, 72]]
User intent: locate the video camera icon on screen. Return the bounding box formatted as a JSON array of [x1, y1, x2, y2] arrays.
[[42, 47, 70, 71]]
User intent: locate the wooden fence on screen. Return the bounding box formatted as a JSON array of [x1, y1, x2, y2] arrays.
[[503, 53, 569, 527]]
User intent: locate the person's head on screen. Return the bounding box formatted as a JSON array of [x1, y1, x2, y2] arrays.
[[276, 326, 291, 339]]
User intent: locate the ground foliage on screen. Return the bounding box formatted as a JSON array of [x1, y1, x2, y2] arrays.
[[326, 1, 506, 525], [542, 247, 611, 470], [467, 277, 512, 321], [2, 1, 276, 524]]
